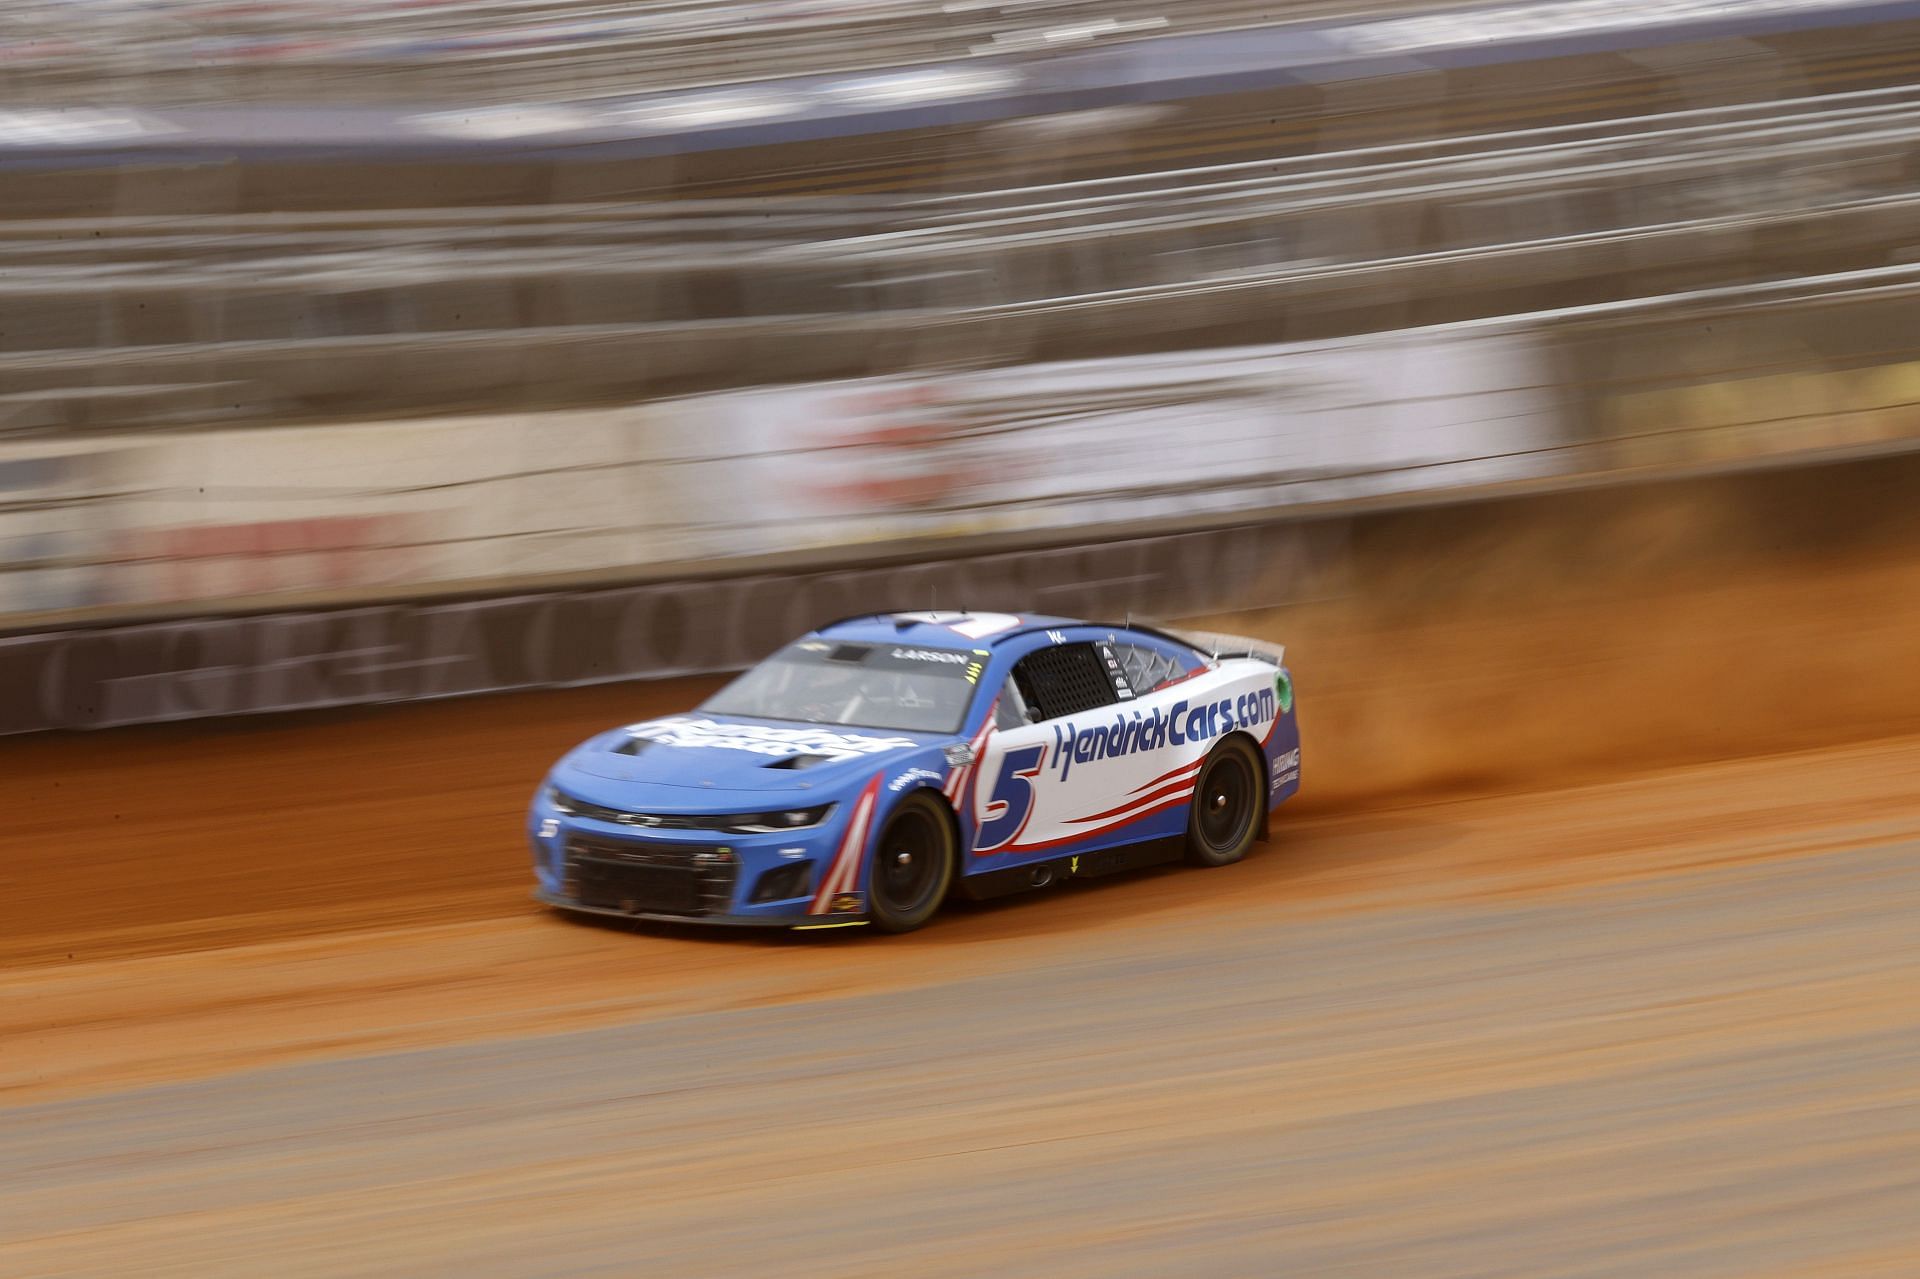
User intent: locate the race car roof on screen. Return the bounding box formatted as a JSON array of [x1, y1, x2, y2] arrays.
[[812, 611, 1083, 649]]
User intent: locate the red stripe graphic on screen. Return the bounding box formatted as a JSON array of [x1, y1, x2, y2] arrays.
[[1129, 756, 1204, 796], [808, 773, 883, 914], [1000, 792, 1191, 856], [1069, 775, 1197, 825]]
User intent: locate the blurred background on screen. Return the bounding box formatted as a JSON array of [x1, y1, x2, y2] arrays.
[[6, 1, 1920, 1274]]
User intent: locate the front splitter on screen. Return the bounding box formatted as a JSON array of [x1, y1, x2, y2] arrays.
[[534, 890, 868, 930]]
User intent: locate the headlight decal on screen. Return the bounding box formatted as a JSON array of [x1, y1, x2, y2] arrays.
[[546, 787, 835, 834]]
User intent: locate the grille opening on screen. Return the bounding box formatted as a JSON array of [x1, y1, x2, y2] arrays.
[[565, 835, 737, 916]]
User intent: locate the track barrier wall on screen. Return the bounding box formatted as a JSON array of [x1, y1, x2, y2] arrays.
[[6, 275, 1920, 735], [0, 521, 1344, 734]]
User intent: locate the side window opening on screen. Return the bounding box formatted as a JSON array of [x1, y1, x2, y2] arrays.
[[1012, 643, 1119, 722]]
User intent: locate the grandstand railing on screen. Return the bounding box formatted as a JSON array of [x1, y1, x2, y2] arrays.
[[0, 85, 1916, 433]]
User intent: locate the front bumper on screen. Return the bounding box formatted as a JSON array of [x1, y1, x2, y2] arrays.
[[528, 788, 862, 927]]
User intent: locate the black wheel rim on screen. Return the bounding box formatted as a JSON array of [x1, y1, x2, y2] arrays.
[[877, 806, 944, 915], [1197, 750, 1257, 854]]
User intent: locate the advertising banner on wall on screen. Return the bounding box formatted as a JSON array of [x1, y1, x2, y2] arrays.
[[70, 409, 676, 614], [0, 329, 1559, 629], [0, 443, 120, 617], [655, 329, 1563, 560], [1550, 289, 1920, 471], [1597, 359, 1920, 469]]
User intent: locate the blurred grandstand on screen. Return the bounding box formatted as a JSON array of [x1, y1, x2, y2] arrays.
[[3, 84, 1917, 434], [3, 0, 1920, 703], [3, 0, 1445, 105]]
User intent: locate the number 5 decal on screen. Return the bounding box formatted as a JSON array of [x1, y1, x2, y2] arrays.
[[974, 744, 1046, 853]]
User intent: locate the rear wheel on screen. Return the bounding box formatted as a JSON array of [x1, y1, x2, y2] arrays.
[[868, 792, 956, 933], [1184, 736, 1263, 867]]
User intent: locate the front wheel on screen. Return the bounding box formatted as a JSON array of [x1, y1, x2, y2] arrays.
[[867, 791, 957, 933], [1184, 736, 1263, 867]]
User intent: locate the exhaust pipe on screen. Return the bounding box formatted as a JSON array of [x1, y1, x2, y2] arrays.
[[1029, 865, 1054, 888]]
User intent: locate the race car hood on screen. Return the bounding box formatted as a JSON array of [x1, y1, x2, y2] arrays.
[[554, 713, 947, 807]]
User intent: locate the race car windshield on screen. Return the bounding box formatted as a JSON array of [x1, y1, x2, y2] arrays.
[[701, 641, 979, 735]]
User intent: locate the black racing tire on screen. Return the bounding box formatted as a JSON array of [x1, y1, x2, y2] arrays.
[[867, 791, 958, 934], [1184, 736, 1264, 868]]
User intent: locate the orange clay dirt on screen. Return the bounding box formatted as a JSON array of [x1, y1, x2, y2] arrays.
[[6, 507, 1920, 1275], [10, 510, 1920, 1092]]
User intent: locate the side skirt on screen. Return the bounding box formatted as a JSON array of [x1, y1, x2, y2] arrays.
[[957, 836, 1186, 902]]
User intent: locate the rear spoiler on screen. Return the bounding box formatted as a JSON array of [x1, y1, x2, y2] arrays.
[[1113, 620, 1284, 668], [1173, 629, 1284, 669]]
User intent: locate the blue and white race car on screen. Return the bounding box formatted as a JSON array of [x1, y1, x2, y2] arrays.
[[529, 612, 1301, 933]]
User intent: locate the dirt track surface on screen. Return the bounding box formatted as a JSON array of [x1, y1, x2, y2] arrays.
[[5, 676, 1920, 1274]]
